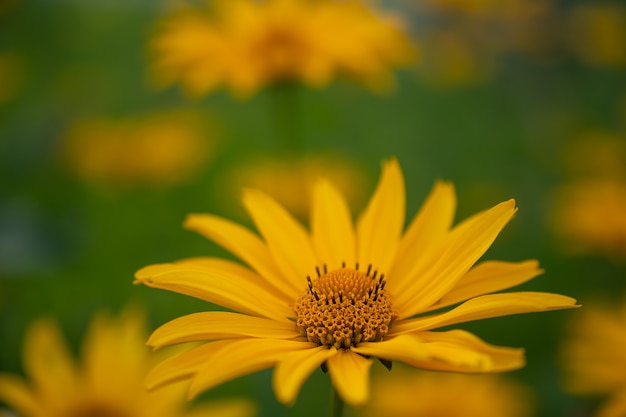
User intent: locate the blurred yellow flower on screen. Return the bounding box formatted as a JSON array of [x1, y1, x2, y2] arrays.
[[0, 306, 256, 417], [0, 52, 25, 104], [552, 180, 626, 260], [219, 153, 369, 220], [135, 158, 577, 406], [61, 110, 215, 188], [402, 0, 557, 85], [566, 3, 626, 68], [149, 0, 416, 98], [552, 133, 626, 260], [561, 298, 626, 417], [356, 366, 534, 417]]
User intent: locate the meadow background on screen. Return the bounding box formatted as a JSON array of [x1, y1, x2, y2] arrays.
[[1, 0, 626, 416]]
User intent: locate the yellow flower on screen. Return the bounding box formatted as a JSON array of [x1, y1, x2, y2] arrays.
[[551, 180, 626, 260], [561, 298, 626, 417], [219, 153, 369, 220], [135, 158, 578, 406], [355, 366, 534, 417], [149, 0, 416, 98], [61, 110, 214, 188], [566, 3, 626, 68], [0, 307, 256, 417]]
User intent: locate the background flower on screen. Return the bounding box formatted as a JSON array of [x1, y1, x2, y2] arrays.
[[0, 306, 256, 417], [149, 0, 416, 98], [355, 365, 535, 417], [560, 297, 626, 417]]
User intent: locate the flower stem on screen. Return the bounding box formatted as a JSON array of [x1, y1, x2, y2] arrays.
[[269, 80, 302, 151], [331, 387, 344, 417]]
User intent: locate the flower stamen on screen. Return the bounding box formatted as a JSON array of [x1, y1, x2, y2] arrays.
[[294, 265, 397, 349]]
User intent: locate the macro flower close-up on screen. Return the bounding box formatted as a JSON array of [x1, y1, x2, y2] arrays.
[[135, 158, 578, 408], [0, 306, 256, 417], [149, 0, 416, 98]]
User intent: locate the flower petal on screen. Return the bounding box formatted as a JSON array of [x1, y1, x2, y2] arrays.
[[351, 333, 430, 364], [424, 260, 544, 311], [356, 158, 405, 274], [81, 308, 148, 402], [0, 374, 43, 417], [394, 199, 518, 318], [242, 188, 319, 286], [410, 330, 525, 373], [176, 257, 294, 304], [189, 339, 316, 399], [184, 213, 300, 297], [134, 262, 294, 320], [273, 345, 338, 405], [390, 180, 456, 291], [23, 319, 78, 411], [147, 341, 232, 390], [147, 311, 299, 349], [311, 179, 356, 269], [326, 349, 373, 406], [391, 292, 580, 333]]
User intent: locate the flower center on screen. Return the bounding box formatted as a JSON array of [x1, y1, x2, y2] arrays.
[[294, 265, 397, 349]]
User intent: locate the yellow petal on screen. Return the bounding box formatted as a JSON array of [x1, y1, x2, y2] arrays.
[[392, 292, 580, 333], [147, 311, 299, 349], [147, 341, 231, 390], [189, 338, 316, 399], [413, 330, 526, 373], [23, 318, 78, 411], [135, 262, 293, 320], [390, 180, 456, 292], [394, 199, 518, 318], [356, 158, 405, 273], [326, 349, 373, 406], [273, 345, 338, 405], [81, 309, 148, 403], [425, 260, 544, 311], [311, 179, 356, 269], [242, 188, 319, 286], [0, 374, 43, 417], [351, 333, 429, 363], [184, 213, 300, 297], [176, 257, 294, 304]]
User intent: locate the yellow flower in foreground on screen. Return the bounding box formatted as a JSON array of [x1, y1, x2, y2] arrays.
[[0, 307, 256, 417], [356, 366, 534, 417], [149, 0, 416, 98], [135, 158, 578, 406], [61, 110, 214, 188], [561, 298, 626, 417]]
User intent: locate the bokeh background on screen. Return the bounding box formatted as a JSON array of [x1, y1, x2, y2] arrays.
[[2, 0, 626, 416]]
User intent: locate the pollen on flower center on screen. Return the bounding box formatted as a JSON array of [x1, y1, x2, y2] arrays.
[[294, 265, 397, 349]]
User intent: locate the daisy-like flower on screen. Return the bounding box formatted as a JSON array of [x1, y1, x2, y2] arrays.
[[0, 307, 256, 417], [135, 158, 578, 407], [149, 0, 416, 98], [561, 298, 626, 417]]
